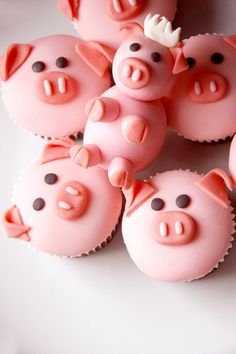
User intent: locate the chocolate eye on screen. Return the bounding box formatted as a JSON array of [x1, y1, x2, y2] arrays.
[[44, 173, 58, 185], [151, 52, 161, 62], [176, 194, 191, 208], [33, 198, 45, 211], [186, 57, 196, 69], [211, 52, 224, 64], [130, 43, 141, 52], [32, 61, 46, 73], [56, 57, 69, 68], [151, 198, 165, 211]]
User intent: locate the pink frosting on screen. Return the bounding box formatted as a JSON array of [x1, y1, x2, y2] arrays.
[[1, 35, 112, 138], [165, 34, 236, 141], [122, 170, 233, 282], [2, 140, 122, 256], [57, 0, 177, 49]]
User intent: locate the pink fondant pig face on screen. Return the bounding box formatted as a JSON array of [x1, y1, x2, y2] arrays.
[[122, 170, 234, 282], [0, 35, 114, 138], [112, 23, 187, 101], [2, 140, 122, 257], [57, 0, 177, 49], [165, 34, 236, 141]]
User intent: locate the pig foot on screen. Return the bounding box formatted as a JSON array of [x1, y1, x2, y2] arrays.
[[122, 116, 149, 144], [85, 97, 120, 122], [69, 144, 102, 168], [108, 157, 133, 189]]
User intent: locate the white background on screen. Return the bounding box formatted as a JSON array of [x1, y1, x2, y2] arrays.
[[0, 1, 236, 353]]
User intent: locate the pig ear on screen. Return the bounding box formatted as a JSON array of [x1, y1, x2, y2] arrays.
[[195, 168, 233, 208], [169, 45, 189, 74], [40, 138, 76, 164], [123, 180, 158, 217], [2, 205, 31, 241], [0, 43, 32, 81], [75, 41, 115, 77], [119, 22, 144, 40], [57, 0, 80, 20], [224, 35, 236, 50]]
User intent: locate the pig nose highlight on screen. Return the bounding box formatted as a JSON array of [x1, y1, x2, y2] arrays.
[[160, 222, 168, 237], [210, 80, 217, 93], [58, 201, 72, 210], [65, 186, 79, 195], [175, 221, 184, 235], [194, 81, 202, 96], [43, 80, 52, 96], [132, 69, 142, 82]]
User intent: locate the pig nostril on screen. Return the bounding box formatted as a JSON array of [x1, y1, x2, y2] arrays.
[[43, 80, 52, 96], [210, 80, 217, 93], [58, 201, 72, 210], [65, 186, 79, 196], [122, 65, 132, 78], [113, 0, 122, 12], [175, 221, 184, 235], [58, 77, 66, 94], [194, 81, 202, 96], [129, 0, 137, 6], [160, 222, 168, 237], [132, 69, 142, 82]]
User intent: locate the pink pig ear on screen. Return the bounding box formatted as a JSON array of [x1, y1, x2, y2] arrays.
[[224, 35, 236, 50], [169, 44, 189, 75], [2, 205, 31, 241], [119, 22, 144, 40], [195, 168, 233, 208], [75, 41, 115, 77], [0, 43, 32, 81], [123, 180, 158, 217], [40, 138, 76, 164], [57, 0, 80, 20]]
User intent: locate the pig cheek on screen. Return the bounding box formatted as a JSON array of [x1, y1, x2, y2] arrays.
[[55, 181, 88, 220]]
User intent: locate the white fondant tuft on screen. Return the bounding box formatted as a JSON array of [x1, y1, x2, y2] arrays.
[[144, 13, 181, 48]]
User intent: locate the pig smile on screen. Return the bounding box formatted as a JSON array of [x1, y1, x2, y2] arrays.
[[36, 71, 78, 104]]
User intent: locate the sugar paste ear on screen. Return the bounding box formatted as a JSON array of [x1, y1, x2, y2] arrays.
[[75, 41, 115, 77], [169, 44, 189, 75], [195, 168, 233, 208], [57, 0, 80, 20], [119, 22, 144, 40], [223, 35, 236, 50], [0, 43, 32, 81], [40, 138, 76, 164], [123, 180, 157, 217], [2, 205, 31, 241]]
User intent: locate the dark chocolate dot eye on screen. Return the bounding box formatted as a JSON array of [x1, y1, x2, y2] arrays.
[[151, 52, 161, 62], [44, 173, 58, 185], [176, 194, 191, 209], [33, 198, 45, 211], [56, 57, 68, 68], [151, 198, 165, 211], [186, 57, 196, 69], [211, 52, 224, 64], [130, 43, 141, 52], [32, 61, 45, 73]]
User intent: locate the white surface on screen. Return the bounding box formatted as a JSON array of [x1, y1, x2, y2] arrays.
[[1, 1, 236, 354]]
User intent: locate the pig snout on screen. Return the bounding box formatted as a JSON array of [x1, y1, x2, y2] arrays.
[[36, 72, 77, 104], [189, 72, 228, 104], [107, 0, 143, 21], [152, 211, 196, 246], [55, 181, 88, 220], [118, 58, 151, 89]]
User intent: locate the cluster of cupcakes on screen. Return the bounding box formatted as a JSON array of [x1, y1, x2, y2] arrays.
[[2, 0, 236, 283]]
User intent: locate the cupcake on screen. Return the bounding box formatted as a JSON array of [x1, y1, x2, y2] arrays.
[[2, 139, 123, 257], [0, 35, 114, 139], [122, 169, 234, 282]]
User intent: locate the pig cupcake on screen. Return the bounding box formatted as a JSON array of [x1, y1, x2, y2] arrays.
[[0, 35, 114, 139], [122, 169, 234, 282], [164, 34, 236, 142], [57, 0, 177, 50], [71, 14, 188, 189], [2, 139, 122, 257]]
